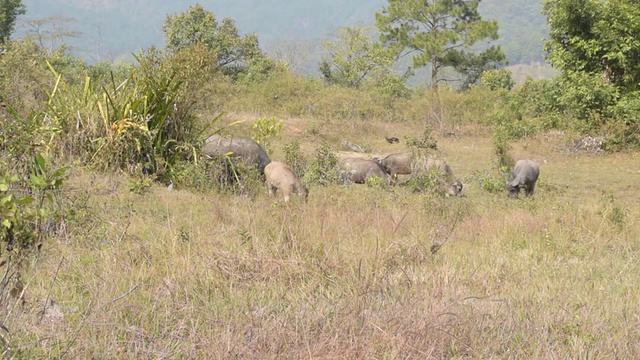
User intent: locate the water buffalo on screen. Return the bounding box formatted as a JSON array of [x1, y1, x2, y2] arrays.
[[508, 159, 540, 198], [340, 157, 390, 184], [264, 161, 308, 203], [203, 134, 271, 174], [373, 152, 412, 179], [412, 157, 464, 197]]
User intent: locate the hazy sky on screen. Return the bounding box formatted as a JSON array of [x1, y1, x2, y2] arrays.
[[16, 1, 384, 63]]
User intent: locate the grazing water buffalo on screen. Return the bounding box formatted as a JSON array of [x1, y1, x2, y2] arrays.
[[340, 157, 390, 184], [203, 134, 271, 174], [508, 159, 540, 198], [373, 152, 412, 179], [264, 161, 308, 203], [412, 157, 464, 197]]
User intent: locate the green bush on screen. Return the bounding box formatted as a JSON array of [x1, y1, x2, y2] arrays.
[[556, 71, 619, 129], [1, 154, 68, 321], [492, 127, 515, 173], [303, 144, 341, 186], [283, 140, 308, 179], [515, 78, 562, 118], [481, 78, 567, 141], [474, 170, 507, 193], [405, 124, 438, 150], [0, 40, 52, 116], [480, 69, 515, 91], [603, 91, 640, 150], [192, 155, 264, 197], [364, 70, 413, 99], [250, 116, 283, 155], [239, 56, 289, 85], [403, 170, 443, 194], [79, 48, 212, 178], [365, 175, 389, 189], [488, 101, 537, 140], [168, 161, 210, 193]]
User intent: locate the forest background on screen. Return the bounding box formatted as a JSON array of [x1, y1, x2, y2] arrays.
[[17, 0, 553, 81]]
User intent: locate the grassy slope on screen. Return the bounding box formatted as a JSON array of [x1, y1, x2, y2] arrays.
[[8, 117, 640, 358]]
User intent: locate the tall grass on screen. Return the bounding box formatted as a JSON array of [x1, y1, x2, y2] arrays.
[[4, 130, 640, 358]]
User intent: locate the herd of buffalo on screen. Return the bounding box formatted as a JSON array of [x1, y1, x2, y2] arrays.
[[202, 134, 540, 202]]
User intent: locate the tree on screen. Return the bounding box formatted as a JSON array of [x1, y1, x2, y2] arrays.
[[23, 16, 81, 55], [446, 46, 506, 90], [543, 0, 640, 92], [162, 4, 264, 77], [319, 26, 396, 89], [375, 0, 505, 91], [0, 0, 25, 45]]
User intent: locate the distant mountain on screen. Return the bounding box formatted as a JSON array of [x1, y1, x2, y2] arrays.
[[16, 0, 549, 73]]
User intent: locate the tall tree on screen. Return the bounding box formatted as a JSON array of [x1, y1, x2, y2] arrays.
[[543, 0, 640, 92], [23, 16, 81, 55], [162, 4, 262, 76], [376, 0, 504, 90], [0, 0, 25, 45], [319, 27, 395, 89]]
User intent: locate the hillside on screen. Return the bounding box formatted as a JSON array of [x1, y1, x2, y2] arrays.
[[17, 0, 549, 71]]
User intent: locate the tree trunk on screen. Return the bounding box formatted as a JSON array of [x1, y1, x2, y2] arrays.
[[431, 58, 438, 91]]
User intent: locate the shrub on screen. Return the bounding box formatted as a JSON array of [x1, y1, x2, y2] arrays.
[[405, 124, 438, 150], [556, 71, 619, 129], [603, 91, 640, 150], [168, 161, 211, 193], [303, 144, 341, 186], [239, 56, 289, 85], [197, 155, 264, 197], [283, 140, 307, 179], [250, 116, 283, 155], [472, 170, 507, 193], [364, 70, 413, 99], [0, 40, 52, 116], [492, 127, 515, 174], [403, 170, 443, 194], [480, 69, 514, 91], [0, 154, 68, 336], [515, 78, 562, 118], [80, 48, 211, 178], [365, 175, 389, 189]]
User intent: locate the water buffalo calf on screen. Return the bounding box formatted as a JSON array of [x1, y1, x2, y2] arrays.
[[508, 159, 540, 198], [264, 162, 308, 203]]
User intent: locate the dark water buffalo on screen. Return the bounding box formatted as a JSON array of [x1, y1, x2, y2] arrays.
[[203, 134, 271, 174], [508, 159, 540, 198], [373, 152, 412, 179], [264, 161, 308, 203], [340, 157, 390, 184]]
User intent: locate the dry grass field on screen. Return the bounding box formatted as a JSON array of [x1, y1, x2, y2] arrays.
[[5, 114, 640, 358]]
